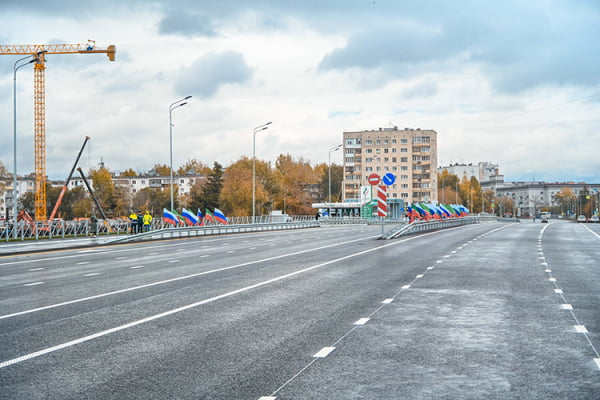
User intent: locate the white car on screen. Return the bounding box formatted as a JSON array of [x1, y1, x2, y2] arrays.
[[577, 215, 587, 223], [590, 215, 599, 223]]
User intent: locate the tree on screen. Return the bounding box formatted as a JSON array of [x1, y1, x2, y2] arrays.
[[220, 157, 256, 216], [61, 187, 89, 219], [120, 168, 137, 177], [189, 162, 224, 213], [89, 167, 128, 217], [177, 158, 211, 176], [275, 154, 318, 215], [554, 187, 576, 216], [494, 195, 514, 216], [18, 191, 34, 216], [437, 170, 461, 204], [149, 164, 171, 176], [317, 162, 343, 203], [0, 161, 8, 196], [132, 187, 170, 215]]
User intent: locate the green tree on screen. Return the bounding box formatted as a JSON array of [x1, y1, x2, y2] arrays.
[[189, 162, 224, 213]]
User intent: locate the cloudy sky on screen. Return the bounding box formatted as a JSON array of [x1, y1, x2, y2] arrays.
[[1, 0, 599, 183]]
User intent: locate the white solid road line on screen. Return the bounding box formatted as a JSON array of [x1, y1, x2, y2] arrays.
[[0, 232, 432, 369], [0, 235, 380, 321]]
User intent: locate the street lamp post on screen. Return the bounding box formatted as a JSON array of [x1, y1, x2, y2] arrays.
[[328, 144, 341, 217], [252, 122, 271, 223], [13, 51, 45, 238], [168, 96, 191, 213]]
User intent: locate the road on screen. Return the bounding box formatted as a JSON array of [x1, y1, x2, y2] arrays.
[[1, 221, 599, 399]]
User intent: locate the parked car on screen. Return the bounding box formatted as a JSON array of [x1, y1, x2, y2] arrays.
[[577, 215, 587, 223], [590, 215, 599, 223]]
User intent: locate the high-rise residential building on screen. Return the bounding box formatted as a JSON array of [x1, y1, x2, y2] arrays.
[[342, 127, 438, 204]]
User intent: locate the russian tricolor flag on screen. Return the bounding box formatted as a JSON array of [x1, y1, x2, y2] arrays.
[[182, 208, 199, 225], [163, 208, 179, 225], [213, 208, 228, 225]]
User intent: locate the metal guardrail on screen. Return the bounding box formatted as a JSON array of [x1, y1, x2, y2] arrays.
[[108, 220, 320, 243], [0, 219, 130, 242], [319, 217, 407, 225], [381, 215, 518, 240]]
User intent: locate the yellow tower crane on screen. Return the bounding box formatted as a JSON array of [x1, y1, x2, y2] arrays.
[[0, 40, 116, 220]]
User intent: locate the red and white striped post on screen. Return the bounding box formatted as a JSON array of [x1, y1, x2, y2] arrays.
[[377, 185, 387, 237], [377, 185, 387, 217]]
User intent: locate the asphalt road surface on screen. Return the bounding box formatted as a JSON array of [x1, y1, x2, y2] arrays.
[[1, 220, 599, 399]]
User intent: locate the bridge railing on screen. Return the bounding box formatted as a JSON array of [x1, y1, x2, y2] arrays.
[[108, 220, 320, 244], [381, 215, 519, 240]]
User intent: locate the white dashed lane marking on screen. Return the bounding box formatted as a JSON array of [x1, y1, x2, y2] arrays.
[[24, 282, 44, 287], [313, 347, 335, 358]]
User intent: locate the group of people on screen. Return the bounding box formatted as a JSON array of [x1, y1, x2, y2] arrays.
[[129, 210, 152, 234]]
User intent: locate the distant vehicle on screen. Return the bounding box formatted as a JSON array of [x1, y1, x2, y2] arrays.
[[541, 216, 548, 223], [577, 215, 587, 223], [590, 215, 599, 223]]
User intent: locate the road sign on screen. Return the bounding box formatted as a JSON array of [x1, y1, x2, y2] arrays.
[[368, 173, 380, 185], [377, 185, 387, 217], [382, 173, 396, 186]]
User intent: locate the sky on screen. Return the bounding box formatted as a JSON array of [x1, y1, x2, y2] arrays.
[[1, 0, 599, 183]]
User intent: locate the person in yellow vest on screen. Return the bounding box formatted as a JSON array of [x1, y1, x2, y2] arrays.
[[143, 210, 153, 232], [129, 211, 138, 234]]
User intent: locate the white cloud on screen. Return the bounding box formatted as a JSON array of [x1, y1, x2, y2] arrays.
[[0, 0, 599, 184]]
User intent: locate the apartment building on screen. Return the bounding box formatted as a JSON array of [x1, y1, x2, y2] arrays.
[[342, 127, 438, 204]]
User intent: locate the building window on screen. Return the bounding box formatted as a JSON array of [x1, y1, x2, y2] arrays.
[[401, 138, 408, 144], [392, 157, 397, 162], [392, 139, 397, 144], [392, 148, 397, 153], [401, 148, 408, 152], [376, 139, 381, 145], [384, 148, 389, 153], [366, 149, 372, 153], [365, 139, 373, 145], [401, 157, 408, 162], [384, 139, 389, 144]]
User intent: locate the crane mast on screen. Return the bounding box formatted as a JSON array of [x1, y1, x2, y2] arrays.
[[0, 40, 116, 220]]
